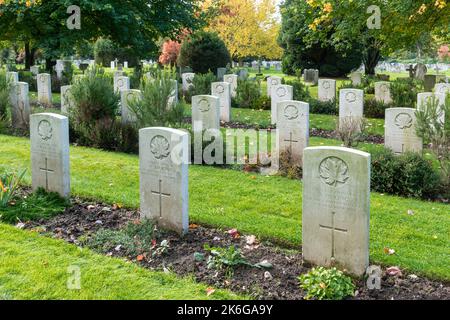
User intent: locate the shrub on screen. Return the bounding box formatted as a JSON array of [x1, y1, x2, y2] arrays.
[[18, 71, 37, 92], [185, 71, 216, 103], [285, 78, 311, 102], [204, 244, 251, 277], [391, 78, 424, 109], [0, 170, 26, 208], [235, 78, 262, 109], [298, 267, 355, 300], [309, 98, 337, 115], [0, 72, 11, 129], [69, 67, 120, 149], [129, 69, 184, 128], [178, 31, 231, 74], [364, 98, 391, 119], [336, 117, 368, 148], [371, 148, 442, 199]]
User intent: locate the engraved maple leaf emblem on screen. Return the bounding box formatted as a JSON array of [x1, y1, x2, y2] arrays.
[[319, 157, 349, 187], [150, 135, 170, 159], [395, 113, 413, 129], [38, 120, 53, 141]]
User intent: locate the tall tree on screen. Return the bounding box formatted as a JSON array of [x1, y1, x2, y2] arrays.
[[204, 0, 283, 63], [0, 0, 205, 70]]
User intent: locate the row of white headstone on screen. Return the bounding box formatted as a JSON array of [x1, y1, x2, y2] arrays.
[[29, 111, 371, 275]]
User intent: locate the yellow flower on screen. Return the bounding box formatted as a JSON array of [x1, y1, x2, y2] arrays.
[[418, 4, 427, 14], [323, 2, 333, 13], [435, 0, 446, 9], [0, 179, 6, 193]]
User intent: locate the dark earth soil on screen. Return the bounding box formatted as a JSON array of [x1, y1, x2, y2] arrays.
[[23, 196, 449, 300]]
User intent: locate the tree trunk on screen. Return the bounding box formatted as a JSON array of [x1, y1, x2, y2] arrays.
[[25, 42, 31, 70], [45, 58, 55, 72], [363, 46, 381, 76]]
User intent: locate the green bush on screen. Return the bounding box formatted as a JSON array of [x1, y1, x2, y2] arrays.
[[364, 98, 391, 119], [309, 98, 337, 115], [285, 78, 311, 102], [298, 267, 355, 300], [185, 71, 216, 103], [391, 78, 424, 109], [69, 67, 120, 149], [235, 78, 262, 109], [178, 31, 231, 74], [371, 148, 441, 199], [0, 71, 11, 129], [18, 71, 37, 92], [129, 69, 184, 128]]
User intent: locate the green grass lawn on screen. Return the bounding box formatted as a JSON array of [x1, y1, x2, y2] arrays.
[[0, 134, 448, 281], [0, 223, 241, 300]]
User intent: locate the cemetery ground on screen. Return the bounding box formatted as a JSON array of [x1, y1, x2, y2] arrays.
[[0, 132, 449, 300]]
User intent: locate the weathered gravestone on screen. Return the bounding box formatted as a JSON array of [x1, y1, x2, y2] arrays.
[[267, 76, 282, 97], [110, 61, 115, 69], [224, 74, 238, 98], [139, 127, 189, 234], [318, 79, 336, 102], [30, 113, 70, 198], [374, 82, 392, 104], [182, 73, 195, 92], [238, 69, 248, 80], [385, 108, 422, 155], [192, 95, 220, 133], [414, 63, 427, 81], [121, 89, 142, 124], [6, 71, 19, 83], [271, 85, 293, 124], [60, 85, 74, 115], [339, 89, 364, 129], [30, 66, 40, 76], [350, 72, 362, 86], [424, 75, 437, 92], [217, 68, 227, 81], [168, 80, 179, 107], [417, 92, 446, 124], [211, 82, 231, 122], [272, 101, 309, 169], [9, 82, 30, 130], [304, 69, 319, 85], [302, 146, 370, 276], [114, 76, 130, 93], [434, 83, 450, 95], [124, 61, 128, 69], [37, 73, 52, 105]]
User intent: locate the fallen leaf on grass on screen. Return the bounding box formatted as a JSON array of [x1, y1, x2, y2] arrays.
[[384, 247, 396, 255], [136, 254, 145, 262], [227, 228, 240, 239], [189, 224, 199, 229], [386, 266, 402, 277], [206, 287, 215, 296]]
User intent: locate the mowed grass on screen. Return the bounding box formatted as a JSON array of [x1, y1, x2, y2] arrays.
[[0, 224, 241, 300], [0, 134, 448, 280]]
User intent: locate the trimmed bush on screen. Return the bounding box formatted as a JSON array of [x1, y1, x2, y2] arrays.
[[178, 31, 231, 74], [364, 98, 391, 119], [309, 98, 337, 115], [185, 71, 216, 103], [391, 78, 424, 109], [284, 78, 310, 102], [371, 148, 441, 199], [235, 78, 262, 109]]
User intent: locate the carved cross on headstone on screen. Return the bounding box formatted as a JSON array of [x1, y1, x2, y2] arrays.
[[151, 179, 171, 218], [319, 212, 348, 261], [284, 132, 298, 153], [406, 65, 415, 78], [39, 158, 54, 191]]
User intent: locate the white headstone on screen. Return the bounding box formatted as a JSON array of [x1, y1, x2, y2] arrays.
[[267, 76, 282, 97], [182, 73, 195, 92], [30, 113, 70, 198], [434, 83, 450, 95], [9, 82, 30, 130], [110, 61, 115, 69], [37, 73, 52, 105], [55, 60, 64, 80], [211, 82, 231, 122], [30, 66, 39, 75], [139, 127, 189, 234], [121, 89, 141, 124], [385, 108, 422, 155], [339, 89, 364, 127], [273, 101, 309, 169], [168, 79, 179, 107], [192, 95, 220, 133], [417, 92, 446, 124], [350, 72, 362, 86], [374, 82, 392, 104], [124, 61, 128, 69], [318, 79, 336, 102], [114, 76, 130, 93], [223, 74, 238, 98], [6, 72, 19, 83], [60, 85, 74, 115], [271, 85, 293, 124], [302, 146, 370, 276]]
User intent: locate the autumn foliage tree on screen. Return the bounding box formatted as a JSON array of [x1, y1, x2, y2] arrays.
[[159, 40, 182, 66], [203, 0, 282, 62]]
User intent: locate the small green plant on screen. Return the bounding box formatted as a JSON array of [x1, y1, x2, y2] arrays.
[[285, 78, 310, 102], [0, 71, 11, 132], [336, 117, 368, 148], [298, 267, 355, 300], [184, 71, 217, 103], [0, 170, 26, 208], [391, 77, 424, 109], [235, 78, 262, 109], [204, 244, 252, 277], [364, 98, 391, 119], [309, 98, 337, 115], [0, 188, 69, 224]]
